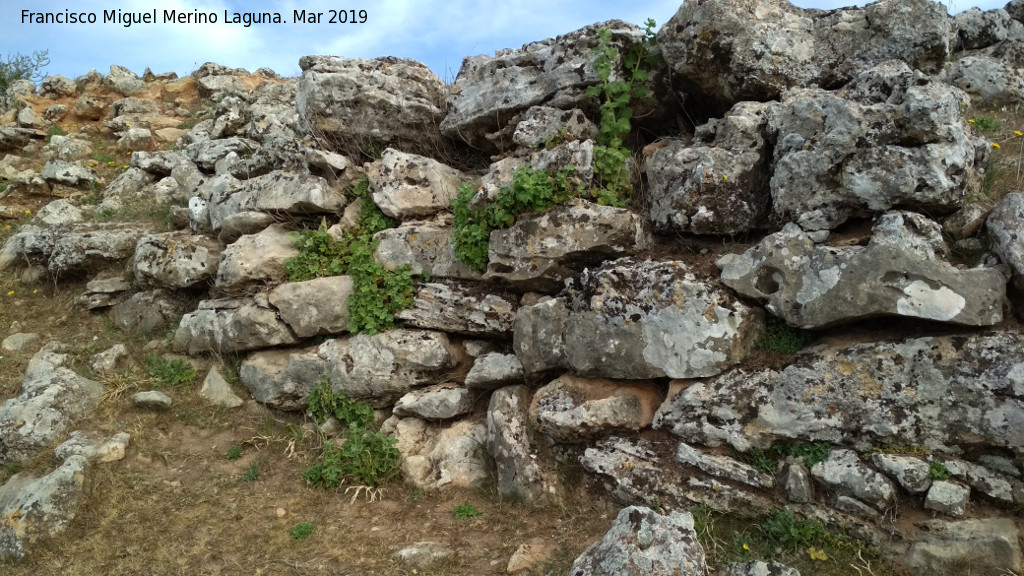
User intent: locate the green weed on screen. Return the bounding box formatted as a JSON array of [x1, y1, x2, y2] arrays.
[[929, 461, 952, 481], [970, 116, 1002, 132], [745, 442, 831, 474], [756, 314, 812, 354], [243, 464, 259, 482], [302, 425, 399, 488], [46, 125, 67, 142], [453, 503, 484, 520], [290, 522, 314, 540], [226, 446, 243, 461], [143, 355, 196, 388], [306, 374, 374, 428]]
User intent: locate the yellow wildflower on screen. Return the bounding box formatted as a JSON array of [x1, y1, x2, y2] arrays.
[[969, 119, 976, 123], [24, 210, 30, 215], [1016, 131, 1022, 136], [993, 142, 1002, 149], [6, 291, 13, 296], [742, 544, 749, 551]]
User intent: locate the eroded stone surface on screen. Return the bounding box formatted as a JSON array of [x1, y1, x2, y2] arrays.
[[568, 506, 706, 576], [0, 455, 90, 560], [906, 518, 1022, 575], [810, 449, 895, 513], [487, 385, 550, 503], [530, 375, 661, 442], [173, 295, 300, 355], [395, 281, 515, 337]]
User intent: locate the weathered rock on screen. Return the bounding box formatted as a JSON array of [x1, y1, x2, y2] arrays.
[[647, 102, 773, 235], [132, 391, 172, 410], [297, 55, 446, 149], [783, 460, 813, 504], [53, 431, 130, 464], [954, 7, 1022, 50], [40, 160, 96, 187], [946, 56, 1024, 106], [0, 343, 103, 465], [199, 368, 244, 408], [43, 135, 92, 163], [485, 200, 649, 291], [943, 204, 989, 240], [185, 137, 258, 172], [718, 215, 1006, 329], [239, 345, 324, 410], [870, 454, 932, 494], [834, 495, 880, 519], [173, 295, 300, 355], [133, 233, 222, 289], [530, 375, 661, 442], [218, 211, 277, 244], [507, 538, 559, 575], [810, 449, 895, 513], [75, 275, 132, 310], [659, 0, 953, 117], [942, 459, 1015, 504], [654, 333, 1024, 453], [465, 353, 524, 389], [43, 105, 67, 122], [319, 329, 456, 406], [105, 65, 144, 95], [395, 281, 515, 337], [512, 106, 598, 150], [676, 442, 774, 489], [230, 171, 349, 217], [487, 385, 550, 503], [130, 150, 189, 176], [568, 506, 706, 576], [0, 455, 90, 560], [74, 93, 106, 120], [34, 199, 84, 227], [721, 562, 801, 576], [514, 258, 762, 379], [47, 224, 153, 278], [905, 518, 1022, 576], [38, 74, 75, 99], [372, 148, 466, 219], [118, 127, 152, 151], [16, 107, 37, 129], [373, 220, 483, 280], [924, 480, 970, 517], [214, 224, 298, 295], [767, 65, 976, 231], [1, 333, 42, 354], [268, 276, 353, 338], [988, 192, 1024, 284], [110, 290, 188, 335], [393, 385, 474, 420], [392, 541, 454, 568], [385, 416, 492, 490], [441, 21, 651, 151], [89, 344, 127, 373]]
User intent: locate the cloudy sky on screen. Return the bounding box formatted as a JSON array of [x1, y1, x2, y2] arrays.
[[2, 0, 1009, 82]]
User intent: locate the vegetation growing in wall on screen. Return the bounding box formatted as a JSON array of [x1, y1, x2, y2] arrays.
[[284, 177, 413, 335], [306, 374, 374, 428], [745, 442, 831, 474], [755, 314, 812, 354]]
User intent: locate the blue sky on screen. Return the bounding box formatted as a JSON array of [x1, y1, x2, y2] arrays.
[[1, 0, 1010, 82]]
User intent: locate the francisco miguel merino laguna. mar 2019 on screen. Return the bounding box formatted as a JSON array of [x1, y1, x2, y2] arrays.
[[18, 8, 370, 28]]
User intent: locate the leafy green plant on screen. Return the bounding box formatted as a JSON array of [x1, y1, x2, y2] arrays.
[[586, 19, 658, 202], [306, 374, 374, 428], [351, 176, 394, 236], [226, 446, 243, 461], [0, 50, 49, 93], [970, 116, 1002, 132], [90, 151, 117, 163], [143, 355, 196, 388], [290, 522, 314, 540], [453, 503, 484, 520], [745, 442, 831, 474], [243, 464, 259, 482], [760, 508, 833, 552], [46, 125, 67, 142], [756, 315, 812, 354], [452, 165, 584, 270], [408, 488, 425, 502], [929, 460, 952, 481], [302, 425, 399, 488]]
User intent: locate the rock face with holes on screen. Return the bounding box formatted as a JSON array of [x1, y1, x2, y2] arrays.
[[654, 332, 1024, 453], [717, 213, 1006, 329], [372, 148, 467, 219], [0, 455, 90, 560], [514, 258, 762, 379], [133, 232, 223, 289]]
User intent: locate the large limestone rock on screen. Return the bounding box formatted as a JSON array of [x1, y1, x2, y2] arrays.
[[905, 518, 1022, 576], [988, 192, 1024, 285], [373, 220, 483, 280], [267, 275, 353, 338], [653, 333, 1024, 453], [946, 56, 1024, 107], [173, 295, 300, 355], [809, 449, 896, 513], [530, 375, 661, 442], [47, 224, 154, 278], [110, 289, 191, 334], [384, 416, 492, 490], [485, 200, 650, 291], [395, 281, 516, 337], [718, 214, 1006, 329], [659, 0, 953, 117], [0, 344, 103, 465], [514, 258, 762, 379], [646, 101, 773, 235], [133, 233, 222, 289], [239, 346, 325, 410], [487, 385, 551, 503], [214, 224, 298, 295], [319, 329, 457, 406], [392, 385, 474, 420], [441, 20, 653, 151], [568, 506, 706, 576], [372, 149, 466, 219], [296, 56, 446, 149], [0, 455, 90, 560]]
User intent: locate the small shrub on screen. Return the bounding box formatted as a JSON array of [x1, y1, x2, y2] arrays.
[[929, 460, 952, 481], [243, 464, 259, 482], [46, 125, 67, 142], [760, 508, 833, 552], [0, 50, 50, 93], [290, 522, 314, 540], [453, 503, 484, 520], [143, 355, 196, 388], [970, 116, 1002, 132], [756, 315, 811, 354], [745, 442, 830, 473], [408, 488, 425, 502], [302, 425, 399, 488], [306, 374, 374, 428], [226, 446, 243, 461]]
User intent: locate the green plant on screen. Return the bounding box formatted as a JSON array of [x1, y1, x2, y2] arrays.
[[929, 460, 952, 481], [306, 374, 374, 428], [243, 464, 259, 482], [46, 125, 67, 142], [453, 502, 484, 520], [760, 508, 833, 552], [90, 151, 117, 163], [0, 50, 49, 93], [745, 442, 831, 474], [408, 488, 425, 502], [970, 116, 1002, 132], [302, 425, 400, 488], [756, 314, 811, 354], [290, 522, 314, 540], [226, 446, 243, 461], [351, 176, 394, 236], [586, 20, 658, 202], [143, 355, 196, 388]]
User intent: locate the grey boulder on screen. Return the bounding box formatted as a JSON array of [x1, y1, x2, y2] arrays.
[[568, 506, 706, 576]]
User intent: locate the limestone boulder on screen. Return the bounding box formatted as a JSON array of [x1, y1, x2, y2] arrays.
[[173, 295, 300, 355], [810, 449, 896, 513], [946, 56, 1024, 107], [239, 346, 325, 410], [988, 192, 1024, 285], [464, 352, 524, 389], [653, 333, 1024, 453], [905, 518, 1022, 576], [110, 290, 191, 334], [511, 106, 598, 150], [39, 160, 96, 187], [267, 275, 353, 338], [384, 416, 492, 490], [487, 385, 552, 503], [133, 233, 222, 289], [297, 56, 446, 150], [530, 375, 661, 442], [0, 455, 90, 560], [372, 148, 466, 219], [392, 385, 474, 420], [514, 258, 762, 379], [214, 224, 298, 295], [395, 281, 516, 337], [373, 220, 483, 280], [46, 224, 154, 278], [485, 200, 649, 291], [718, 214, 1006, 329], [568, 506, 706, 576]]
